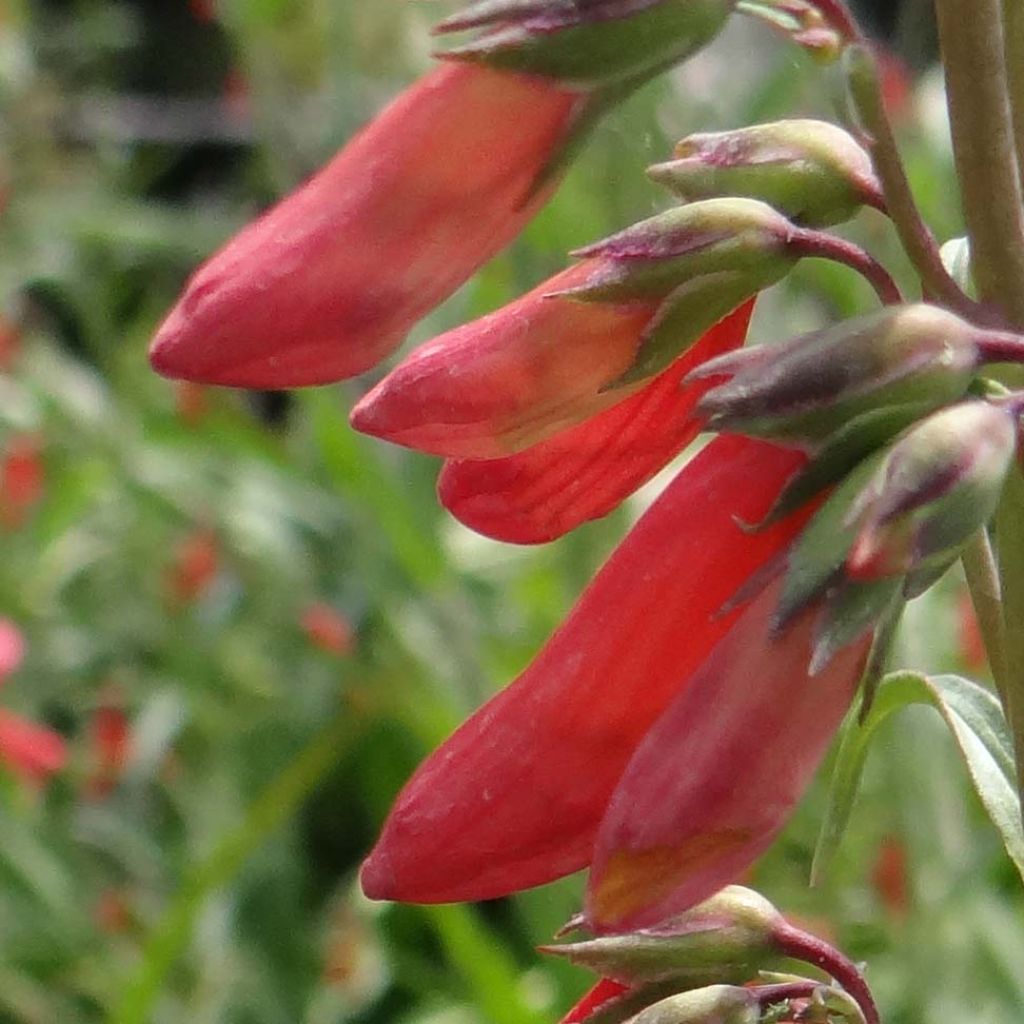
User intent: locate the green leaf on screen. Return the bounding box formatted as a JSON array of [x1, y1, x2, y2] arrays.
[[812, 671, 1023, 883]]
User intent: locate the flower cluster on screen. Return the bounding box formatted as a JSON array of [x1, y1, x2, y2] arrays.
[[147, 0, 1024, 1015]]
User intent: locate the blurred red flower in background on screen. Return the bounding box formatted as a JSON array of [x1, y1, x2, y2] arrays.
[[0, 619, 66, 786]]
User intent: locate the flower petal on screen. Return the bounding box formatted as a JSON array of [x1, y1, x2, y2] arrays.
[[361, 435, 808, 904], [150, 63, 582, 388], [0, 710, 67, 785], [561, 980, 629, 1024], [585, 580, 870, 933], [437, 303, 753, 542], [350, 259, 659, 458]]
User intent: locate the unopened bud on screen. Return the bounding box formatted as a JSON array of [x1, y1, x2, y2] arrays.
[[693, 304, 984, 444], [558, 198, 797, 303], [437, 0, 735, 89], [542, 886, 781, 987], [648, 120, 881, 227], [846, 400, 1017, 579], [628, 987, 757, 1024]]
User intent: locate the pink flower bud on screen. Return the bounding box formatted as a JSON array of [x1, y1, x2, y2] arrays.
[[149, 63, 582, 388]]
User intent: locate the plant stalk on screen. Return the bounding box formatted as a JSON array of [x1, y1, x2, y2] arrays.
[[937, 0, 1024, 825], [1004, 0, 1024, 186], [844, 45, 978, 316], [961, 528, 1008, 700], [935, 0, 1024, 326]]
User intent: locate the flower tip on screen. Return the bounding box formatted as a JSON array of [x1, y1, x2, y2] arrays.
[[358, 844, 396, 902], [348, 388, 391, 441]]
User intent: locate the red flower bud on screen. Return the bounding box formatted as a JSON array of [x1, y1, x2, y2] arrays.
[[361, 436, 809, 904], [149, 63, 582, 388]]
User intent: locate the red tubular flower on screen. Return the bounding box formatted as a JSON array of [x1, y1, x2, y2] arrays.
[[149, 62, 583, 388], [361, 435, 816, 906], [351, 260, 662, 459], [437, 304, 753, 542], [584, 578, 869, 932]]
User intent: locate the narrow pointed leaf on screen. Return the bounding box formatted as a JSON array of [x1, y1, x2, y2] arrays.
[[812, 671, 1024, 883]]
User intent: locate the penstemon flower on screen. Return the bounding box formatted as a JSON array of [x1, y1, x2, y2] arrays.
[[360, 435, 871, 924], [149, 0, 737, 388]]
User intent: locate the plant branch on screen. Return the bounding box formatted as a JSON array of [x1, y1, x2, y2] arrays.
[[844, 45, 979, 316], [935, 0, 1024, 325], [773, 921, 880, 1024], [790, 226, 903, 304]]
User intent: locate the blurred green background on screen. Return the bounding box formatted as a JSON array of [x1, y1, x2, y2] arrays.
[[0, 1, 1021, 1022]]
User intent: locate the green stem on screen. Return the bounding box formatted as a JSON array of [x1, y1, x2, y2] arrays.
[[935, 0, 1024, 325], [109, 709, 358, 1024], [997, 468, 1024, 810], [937, 0, 1024, 827], [844, 45, 978, 316], [961, 528, 1008, 700], [1005, 0, 1024, 187]]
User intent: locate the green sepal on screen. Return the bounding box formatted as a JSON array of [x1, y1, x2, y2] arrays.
[[583, 982, 685, 1024], [605, 272, 762, 387], [809, 576, 902, 675], [437, 0, 736, 89], [773, 453, 885, 633], [553, 199, 797, 303], [541, 886, 781, 987], [753, 401, 942, 528], [696, 304, 982, 444]]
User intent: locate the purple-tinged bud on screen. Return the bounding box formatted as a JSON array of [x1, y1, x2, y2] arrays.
[[556, 198, 798, 303], [625, 987, 758, 1024], [541, 886, 781, 987], [648, 120, 882, 227], [845, 400, 1017, 580], [436, 0, 736, 90], [692, 304, 985, 445]]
